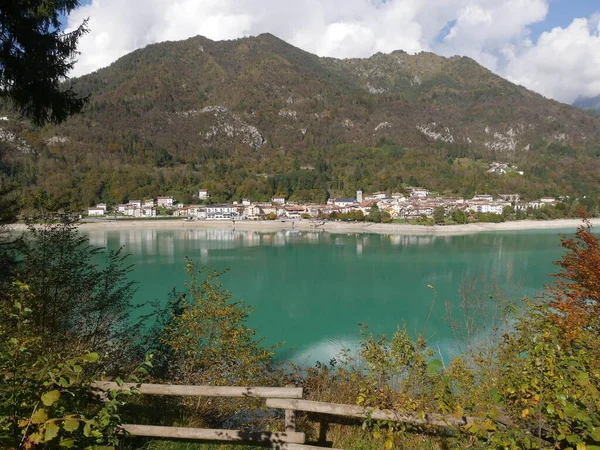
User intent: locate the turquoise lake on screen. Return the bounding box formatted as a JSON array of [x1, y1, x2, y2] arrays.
[[86, 227, 578, 364]]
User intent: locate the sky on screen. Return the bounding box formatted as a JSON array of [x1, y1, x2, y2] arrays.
[[64, 0, 600, 105]]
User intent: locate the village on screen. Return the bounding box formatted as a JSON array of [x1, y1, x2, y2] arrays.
[[86, 187, 561, 223]]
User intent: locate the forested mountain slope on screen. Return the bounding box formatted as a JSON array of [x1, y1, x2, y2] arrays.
[[1, 33, 599, 207]]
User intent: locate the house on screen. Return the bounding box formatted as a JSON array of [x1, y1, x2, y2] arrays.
[[285, 206, 305, 219], [468, 201, 508, 214], [333, 198, 357, 207], [129, 200, 142, 209], [206, 204, 238, 220], [242, 199, 251, 206], [173, 207, 190, 217], [143, 199, 155, 208], [96, 203, 107, 211], [88, 207, 105, 216], [198, 189, 209, 200], [157, 196, 174, 207], [499, 194, 520, 203], [472, 194, 494, 201], [540, 197, 556, 203], [117, 204, 127, 213], [244, 205, 262, 220], [142, 207, 156, 217], [123, 205, 137, 216], [272, 196, 286, 204], [187, 206, 206, 219], [410, 188, 429, 198], [371, 191, 387, 199]]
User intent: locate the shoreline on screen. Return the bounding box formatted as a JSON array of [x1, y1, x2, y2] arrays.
[[9, 218, 600, 236]]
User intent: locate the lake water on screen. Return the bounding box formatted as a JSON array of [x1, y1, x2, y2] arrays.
[[87, 227, 575, 364]]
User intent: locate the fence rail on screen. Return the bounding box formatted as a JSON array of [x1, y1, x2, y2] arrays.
[[266, 398, 474, 428], [92, 381, 303, 399], [94, 381, 484, 449]]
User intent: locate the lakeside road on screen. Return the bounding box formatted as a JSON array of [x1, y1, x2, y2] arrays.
[[9, 218, 600, 236]]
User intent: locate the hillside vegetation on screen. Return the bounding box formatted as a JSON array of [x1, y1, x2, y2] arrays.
[[1, 33, 600, 207]]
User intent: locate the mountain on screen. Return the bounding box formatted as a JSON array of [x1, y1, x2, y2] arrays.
[[1, 33, 600, 207], [574, 95, 600, 113]]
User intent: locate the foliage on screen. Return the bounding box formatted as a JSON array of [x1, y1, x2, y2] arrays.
[[433, 206, 445, 224], [498, 303, 600, 449], [546, 213, 600, 337], [154, 261, 279, 425], [0, 282, 147, 449], [16, 214, 142, 367], [0, 0, 88, 126]]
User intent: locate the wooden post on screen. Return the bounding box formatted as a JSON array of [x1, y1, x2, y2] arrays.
[[284, 384, 297, 433]]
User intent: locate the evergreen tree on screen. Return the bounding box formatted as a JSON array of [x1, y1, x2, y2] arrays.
[[0, 0, 88, 126]]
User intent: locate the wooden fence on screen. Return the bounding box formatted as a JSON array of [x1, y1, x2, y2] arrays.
[[92, 382, 481, 449]]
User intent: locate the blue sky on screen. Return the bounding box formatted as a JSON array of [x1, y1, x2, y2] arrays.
[[530, 0, 599, 38], [64, 0, 600, 103]]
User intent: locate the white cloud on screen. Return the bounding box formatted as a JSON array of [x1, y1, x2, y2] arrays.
[[65, 0, 600, 104], [504, 18, 600, 103]]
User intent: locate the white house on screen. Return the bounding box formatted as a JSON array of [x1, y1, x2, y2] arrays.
[[333, 198, 357, 207], [285, 206, 305, 219], [272, 196, 286, 204], [472, 194, 494, 201], [123, 205, 137, 216], [142, 207, 156, 217], [206, 204, 239, 220], [88, 208, 105, 216], [410, 188, 429, 198], [129, 200, 142, 209], [198, 189, 209, 200], [143, 199, 155, 208], [117, 204, 127, 213], [468, 202, 508, 214], [96, 203, 107, 211], [371, 191, 387, 199], [499, 194, 520, 203], [244, 205, 262, 220], [157, 196, 174, 207]]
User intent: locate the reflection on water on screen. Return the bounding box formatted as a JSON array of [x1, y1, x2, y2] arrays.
[[95, 229, 471, 257], [84, 227, 576, 364]]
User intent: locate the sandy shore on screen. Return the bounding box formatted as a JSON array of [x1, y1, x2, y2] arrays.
[[9, 218, 600, 236]]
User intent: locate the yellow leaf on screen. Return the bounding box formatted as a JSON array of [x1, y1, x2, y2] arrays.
[[385, 438, 393, 450], [44, 422, 60, 442], [521, 408, 530, 418], [31, 408, 48, 424], [41, 390, 61, 407]]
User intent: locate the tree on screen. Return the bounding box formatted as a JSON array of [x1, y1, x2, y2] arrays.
[[17, 215, 141, 364], [433, 206, 445, 224], [546, 213, 600, 337], [0, 0, 88, 126], [366, 205, 382, 223], [155, 262, 277, 425]]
